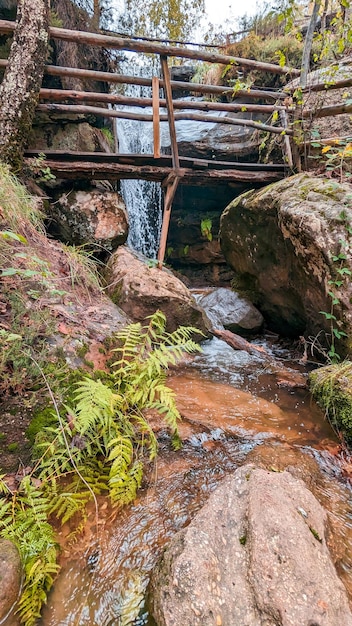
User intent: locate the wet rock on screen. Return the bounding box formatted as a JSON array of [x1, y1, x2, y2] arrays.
[[198, 287, 264, 334], [50, 187, 128, 251], [105, 246, 212, 335], [151, 465, 352, 626], [0, 540, 21, 621], [29, 121, 106, 153], [220, 173, 352, 352]]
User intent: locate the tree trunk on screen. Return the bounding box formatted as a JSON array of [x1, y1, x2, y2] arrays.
[[0, 0, 49, 169]]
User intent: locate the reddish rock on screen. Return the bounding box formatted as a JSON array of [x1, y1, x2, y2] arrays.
[[50, 187, 128, 251], [0, 540, 21, 622], [151, 465, 352, 626], [105, 246, 212, 336]]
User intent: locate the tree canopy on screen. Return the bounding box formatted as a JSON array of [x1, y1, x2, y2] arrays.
[[118, 0, 205, 41]]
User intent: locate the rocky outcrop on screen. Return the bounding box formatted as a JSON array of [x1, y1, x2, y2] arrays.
[[0, 540, 21, 622], [105, 246, 212, 335], [151, 465, 352, 626], [197, 287, 264, 334], [220, 173, 352, 351], [28, 120, 110, 153], [49, 187, 128, 251]]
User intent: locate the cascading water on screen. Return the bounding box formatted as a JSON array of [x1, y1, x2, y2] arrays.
[[115, 55, 163, 259]]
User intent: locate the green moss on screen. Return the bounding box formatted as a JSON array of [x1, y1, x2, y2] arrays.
[[7, 442, 19, 453], [309, 361, 352, 445], [26, 407, 58, 445]]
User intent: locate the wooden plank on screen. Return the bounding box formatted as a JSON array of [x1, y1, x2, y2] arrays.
[[24, 150, 287, 170], [36, 103, 293, 135], [38, 87, 286, 114], [0, 20, 299, 75], [152, 76, 160, 159], [0, 58, 287, 100], [36, 159, 285, 183]]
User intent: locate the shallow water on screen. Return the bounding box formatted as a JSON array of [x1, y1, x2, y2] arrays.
[[33, 338, 352, 625]]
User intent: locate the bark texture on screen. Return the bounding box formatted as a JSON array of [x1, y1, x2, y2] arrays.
[[0, 0, 49, 168]]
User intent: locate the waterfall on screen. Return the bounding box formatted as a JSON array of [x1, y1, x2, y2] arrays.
[[115, 55, 163, 259]]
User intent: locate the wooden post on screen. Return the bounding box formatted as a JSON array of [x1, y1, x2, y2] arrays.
[[152, 76, 160, 159], [157, 174, 180, 269], [160, 55, 179, 169], [279, 110, 293, 168], [157, 55, 180, 269]]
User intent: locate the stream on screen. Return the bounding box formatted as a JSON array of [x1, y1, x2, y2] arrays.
[[38, 336, 352, 626]]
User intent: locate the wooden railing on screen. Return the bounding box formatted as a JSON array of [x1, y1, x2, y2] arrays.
[[1, 19, 350, 264]]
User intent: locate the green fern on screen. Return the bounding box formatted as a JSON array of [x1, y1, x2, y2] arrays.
[[0, 311, 202, 625], [0, 476, 59, 626]]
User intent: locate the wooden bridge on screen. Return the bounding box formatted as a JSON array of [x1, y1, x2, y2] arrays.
[[0, 19, 351, 265]]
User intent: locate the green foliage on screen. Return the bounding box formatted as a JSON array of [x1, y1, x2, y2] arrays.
[[119, 0, 205, 40], [200, 218, 213, 241], [0, 163, 44, 234], [100, 126, 115, 149], [0, 476, 59, 626], [25, 154, 56, 184], [319, 215, 351, 362], [0, 290, 56, 395], [309, 360, 352, 444], [61, 244, 102, 292], [36, 312, 201, 509], [0, 311, 202, 624]]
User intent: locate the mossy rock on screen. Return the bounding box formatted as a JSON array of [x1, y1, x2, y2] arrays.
[[309, 361, 352, 444]]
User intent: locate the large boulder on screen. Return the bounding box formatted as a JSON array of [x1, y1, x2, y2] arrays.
[[151, 465, 352, 626], [105, 246, 212, 335], [220, 173, 352, 352], [0, 540, 21, 622], [197, 287, 264, 334], [49, 187, 128, 251]]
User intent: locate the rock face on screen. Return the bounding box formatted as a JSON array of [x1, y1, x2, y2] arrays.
[[105, 246, 212, 335], [220, 173, 352, 350], [151, 465, 352, 626], [0, 540, 21, 621], [197, 287, 264, 334], [50, 187, 128, 251]]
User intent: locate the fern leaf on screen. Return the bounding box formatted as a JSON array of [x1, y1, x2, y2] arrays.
[[109, 460, 143, 505]]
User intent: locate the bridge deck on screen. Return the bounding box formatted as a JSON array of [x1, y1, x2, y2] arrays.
[[25, 151, 288, 185]]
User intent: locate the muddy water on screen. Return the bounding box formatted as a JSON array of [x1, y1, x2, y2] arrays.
[[40, 338, 352, 626]]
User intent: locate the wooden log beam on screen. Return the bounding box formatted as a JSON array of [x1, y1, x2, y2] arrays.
[[0, 19, 299, 76], [36, 103, 293, 135], [302, 76, 352, 93], [38, 87, 287, 114], [35, 158, 285, 183], [24, 149, 287, 171], [303, 102, 352, 118], [0, 58, 286, 100]]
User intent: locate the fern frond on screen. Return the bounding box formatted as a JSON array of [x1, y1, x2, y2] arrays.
[[147, 383, 181, 435], [129, 412, 158, 460], [109, 460, 143, 505], [111, 323, 143, 373], [74, 378, 121, 433], [47, 490, 90, 524], [0, 478, 60, 626]]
